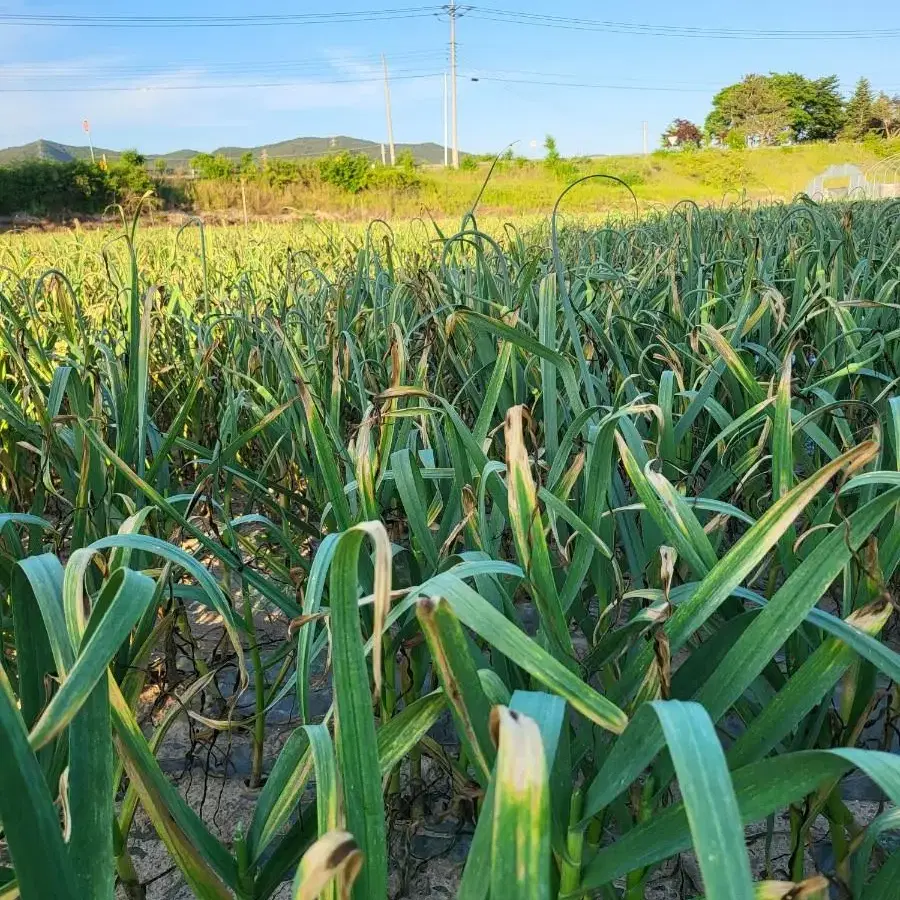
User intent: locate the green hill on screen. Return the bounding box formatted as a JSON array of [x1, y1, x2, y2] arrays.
[[0, 136, 454, 168], [202, 136, 449, 165], [0, 139, 123, 165]]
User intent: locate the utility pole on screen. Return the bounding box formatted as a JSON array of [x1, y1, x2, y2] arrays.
[[642, 121, 649, 155], [449, 0, 459, 168], [83, 119, 95, 163], [443, 72, 449, 167], [382, 53, 396, 166]]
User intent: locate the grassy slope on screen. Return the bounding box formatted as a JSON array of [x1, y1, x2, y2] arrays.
[[405, 142, 898, 214], [188, 141, 897, 221]]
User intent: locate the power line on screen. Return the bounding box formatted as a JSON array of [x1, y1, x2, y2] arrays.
[[0, 72, 442, 94], [0, 70, 445, 92], [0, 53, 449, 94], [0, 63, 445, 88], [0, 7, 445, 28], [465, 66, 729, 89], [11, 66, 891, 97], [11, 56, 887, 93], [470, 75, 710, 93], [0, 50, 447, 78], [468, 7, 900, 40], [468, 69, 900, 96], [469, 70, 900, 94], [13, 59, 884, 97], [8, 4, 895, 39]]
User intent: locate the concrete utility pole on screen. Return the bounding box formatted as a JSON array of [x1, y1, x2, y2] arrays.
[[83, 119, 95, 163], [443, 72, 449, 167], [642, 121, 649, 155], [449, 0, 459, 168], [382, 53, 396, 165]]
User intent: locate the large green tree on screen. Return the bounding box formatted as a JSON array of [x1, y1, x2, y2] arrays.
[[706, 73, 844, 146], [769, 73, 845, 141], [842, 78, 876, 140], [705, 75, 791, 146], [872, 93, 900, 139]]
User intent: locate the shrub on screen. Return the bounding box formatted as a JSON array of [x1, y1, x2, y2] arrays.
[[318, 151, 371, 193], [541, 135, 580, 182], [617, 170, 645, 187], [262, 158, 304, 189], [725, 130, 747, 151], [673, 149, 753, 191], [395, 149, 417, 172], [869, 135, 900, 158], [550, 159, 579, 183], [0, 160, 110, 216], [544, 134, 561, 167], [238, 152, 258, 177], [368, 164, 421, 192], [107, 153, 154, 207], [119, 149, 146, 168], [191, 153, 235, 180]]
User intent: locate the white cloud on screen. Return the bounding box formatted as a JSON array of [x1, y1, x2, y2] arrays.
[[0, 59, 404, 147], [0, 18, 446, 151]]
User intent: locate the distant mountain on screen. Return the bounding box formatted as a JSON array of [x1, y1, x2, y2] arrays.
[[0, 136, 456, 168], [0, 139, 123, 165], [201, 136, 424, 162]]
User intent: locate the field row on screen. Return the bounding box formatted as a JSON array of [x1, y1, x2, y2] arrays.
[[1, 199, 899, 899]]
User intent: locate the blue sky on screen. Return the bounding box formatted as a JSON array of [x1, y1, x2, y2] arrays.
[[1, 1, 898, 156]]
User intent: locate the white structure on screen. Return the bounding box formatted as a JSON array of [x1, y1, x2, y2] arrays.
[[805, 160, 900, 200], [864, 151, 900, 198]]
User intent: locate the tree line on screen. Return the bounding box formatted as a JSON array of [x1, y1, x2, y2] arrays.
[[663, 74, 899, 149], [0, 148, 425, 218], [0, 151, 158, 217], [187, 149, 421, 193]]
